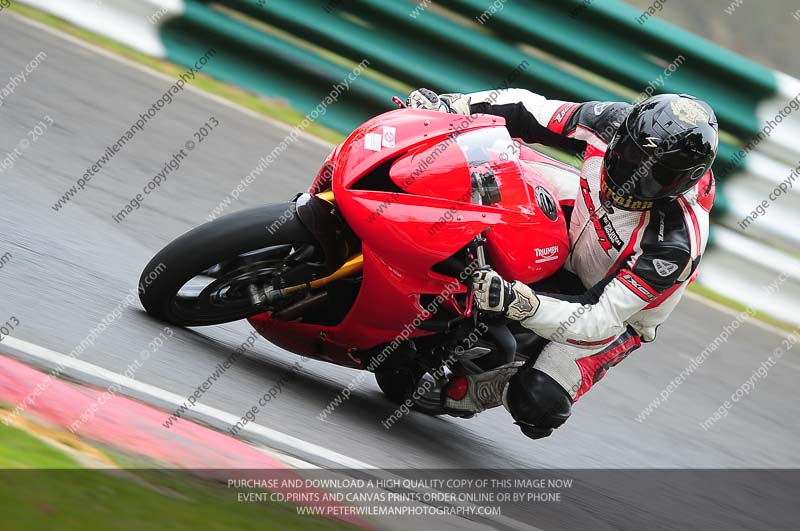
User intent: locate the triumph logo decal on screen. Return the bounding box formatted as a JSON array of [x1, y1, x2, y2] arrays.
[[600, 178, 654, 211], [535, 245, 559, 263]]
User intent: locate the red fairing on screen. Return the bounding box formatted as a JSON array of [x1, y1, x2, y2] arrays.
[[333, 109, 500, 190], [388, 136, 472, 203], [250, 109, 570, 366]]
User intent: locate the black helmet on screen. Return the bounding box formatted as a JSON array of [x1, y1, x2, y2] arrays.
[[602, 94, 718, 210]]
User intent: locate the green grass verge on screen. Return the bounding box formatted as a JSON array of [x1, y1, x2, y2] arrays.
[[7, 2, 346, 144], [0, 422, 356, 531], [0, 421, 81, 468]]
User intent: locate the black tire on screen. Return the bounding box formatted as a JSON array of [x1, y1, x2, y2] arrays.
[[139, 203, 317, 326], [375, 367, 446, 416], [374, 367, 416, 405]]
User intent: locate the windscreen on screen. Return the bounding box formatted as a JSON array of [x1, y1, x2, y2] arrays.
[[455, 127, 520, 205]]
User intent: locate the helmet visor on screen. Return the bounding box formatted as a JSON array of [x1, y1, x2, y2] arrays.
[[606, 129, 706, 204]]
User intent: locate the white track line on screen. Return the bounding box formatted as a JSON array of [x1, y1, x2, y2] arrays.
[[2, 336, 543, 530], [1, 335, 374, 469]]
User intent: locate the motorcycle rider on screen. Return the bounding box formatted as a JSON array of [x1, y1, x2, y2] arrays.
[[406, 88, 718, 440]]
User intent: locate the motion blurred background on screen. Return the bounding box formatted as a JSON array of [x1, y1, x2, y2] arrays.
[[626, 0, 800, 77], [23, 0, 797, 325], [1, 3, 797, 529]]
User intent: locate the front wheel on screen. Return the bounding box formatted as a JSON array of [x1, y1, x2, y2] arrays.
[[139, 203, 319, 326]]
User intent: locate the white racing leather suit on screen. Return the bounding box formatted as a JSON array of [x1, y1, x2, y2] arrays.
[[467, 88, 715, 401]]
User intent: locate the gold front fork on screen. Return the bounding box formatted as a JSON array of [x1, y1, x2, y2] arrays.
[[306, 188, 362, 288], [315, 190, 335, 203], [266, 190, 362, 301]]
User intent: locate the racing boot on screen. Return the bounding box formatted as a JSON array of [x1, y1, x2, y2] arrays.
[[443, 361, 523, 417]]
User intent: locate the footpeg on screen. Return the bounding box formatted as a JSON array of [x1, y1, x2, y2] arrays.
[[443, 362, 523, 416]]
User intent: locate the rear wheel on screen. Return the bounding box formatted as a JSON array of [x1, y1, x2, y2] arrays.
[[139, 203, 320, 326]]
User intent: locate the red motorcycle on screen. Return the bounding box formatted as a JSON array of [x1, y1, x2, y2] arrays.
[[139, 108, 573, 414]]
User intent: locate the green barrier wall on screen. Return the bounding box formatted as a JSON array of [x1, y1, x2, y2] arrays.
[[159, 0, 780, 209]]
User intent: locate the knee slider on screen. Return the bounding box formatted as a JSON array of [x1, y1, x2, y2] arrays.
[[505, 368, 572, 431]]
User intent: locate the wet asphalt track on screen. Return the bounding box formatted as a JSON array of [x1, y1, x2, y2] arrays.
[[1, 14, 799, 531]]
